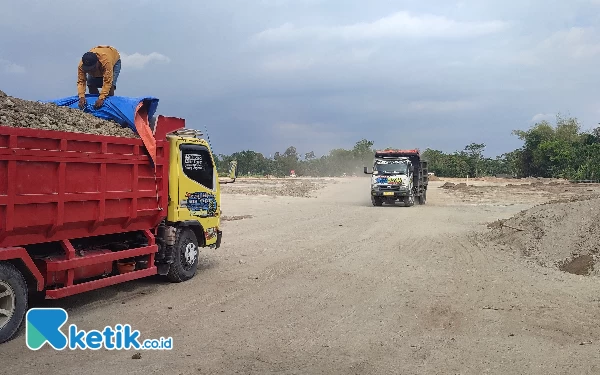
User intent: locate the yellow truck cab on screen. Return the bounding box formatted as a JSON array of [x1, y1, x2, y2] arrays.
[[156, 128, 236, 282]]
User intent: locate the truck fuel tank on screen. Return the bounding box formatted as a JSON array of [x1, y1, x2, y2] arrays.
[[33, 249, 114, 288]]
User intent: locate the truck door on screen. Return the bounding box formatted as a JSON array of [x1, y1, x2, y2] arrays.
[[176, 142, 220, 245]]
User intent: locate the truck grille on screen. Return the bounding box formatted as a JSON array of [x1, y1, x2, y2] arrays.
[[378, 185, 401, 191]]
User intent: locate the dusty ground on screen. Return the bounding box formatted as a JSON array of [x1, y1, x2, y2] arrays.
[[219, 177, 335, 198], [438, 177, 600, 206], [3, 176, 600, 374], [0, 89, 136, 137]]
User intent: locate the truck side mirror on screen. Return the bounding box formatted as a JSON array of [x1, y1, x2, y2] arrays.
[[229, 160, 237, 180], [363, 167, 372, 174], [219, 160, 237, 184]]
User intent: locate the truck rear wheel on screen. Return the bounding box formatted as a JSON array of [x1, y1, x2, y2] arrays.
[[0, 262, 28, 344], [167, 228, 200, 283], [418, 190, 427, 205]]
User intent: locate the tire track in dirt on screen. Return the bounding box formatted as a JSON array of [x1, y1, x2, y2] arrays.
[[252, 229, 441, 372], [171, 203, 390, 312]]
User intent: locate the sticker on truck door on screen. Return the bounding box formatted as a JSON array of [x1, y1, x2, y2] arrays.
[[183, 192, 218, 217]]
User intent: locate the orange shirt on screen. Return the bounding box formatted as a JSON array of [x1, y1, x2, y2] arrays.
[[77, 45, 121, 100]]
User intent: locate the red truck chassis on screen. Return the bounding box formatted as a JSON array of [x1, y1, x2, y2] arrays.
[[0, 115, 184, 301]]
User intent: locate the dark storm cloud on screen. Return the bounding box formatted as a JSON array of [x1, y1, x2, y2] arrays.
[[2, 0, 600, 157]]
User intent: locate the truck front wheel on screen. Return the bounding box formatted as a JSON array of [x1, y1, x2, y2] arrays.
[[167, 228, 200, 283], [371, 196, 383, 206], [0, 262, 28, 344], [403, 193, 415, 207]]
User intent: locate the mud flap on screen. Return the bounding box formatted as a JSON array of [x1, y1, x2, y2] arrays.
[[215, 230, 223, 249], [156, 245, 174, 275], [157, 263, 170, 275]]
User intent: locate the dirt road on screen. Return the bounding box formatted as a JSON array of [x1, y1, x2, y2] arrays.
[[3, 177, 600, 374]]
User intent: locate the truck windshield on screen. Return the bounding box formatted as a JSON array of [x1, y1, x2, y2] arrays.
[[375, 162, 408, 175]]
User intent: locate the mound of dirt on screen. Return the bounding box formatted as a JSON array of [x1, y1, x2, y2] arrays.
[[0, 89, 137, 138], [483, 196, 600, 276], [428, 175, 440, 181]]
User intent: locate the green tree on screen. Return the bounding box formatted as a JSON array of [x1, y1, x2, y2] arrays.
[[463, 143, 486, 177], [304, 151, 316, 161], [212, 114, 598, 181]]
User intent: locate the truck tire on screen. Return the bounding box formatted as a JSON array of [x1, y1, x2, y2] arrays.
[[403, 193, 415, 207], [167, 228, 200, 283], [418, 190, 427, 205], [371, 196, 383, 206], [0, 262, 28, 344]]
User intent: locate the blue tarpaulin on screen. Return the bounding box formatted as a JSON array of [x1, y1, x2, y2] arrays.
[[45, 94, 159, 134]]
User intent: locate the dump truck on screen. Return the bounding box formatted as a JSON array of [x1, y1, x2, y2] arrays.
[[0, 115, 236, 343], [363, 149, 428, 206]]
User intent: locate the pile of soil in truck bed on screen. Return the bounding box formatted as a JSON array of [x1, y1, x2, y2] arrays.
[[0, 89, 138, 138]]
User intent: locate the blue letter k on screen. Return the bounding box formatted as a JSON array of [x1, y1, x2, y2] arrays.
[[26, 308, 68, 350]]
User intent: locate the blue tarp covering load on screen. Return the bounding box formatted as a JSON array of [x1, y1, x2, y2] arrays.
[[46, 94, 159, 134], [46, 94, 160, 167]]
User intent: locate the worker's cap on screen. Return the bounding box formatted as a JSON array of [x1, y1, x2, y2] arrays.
[[81, 52, 98, 71]]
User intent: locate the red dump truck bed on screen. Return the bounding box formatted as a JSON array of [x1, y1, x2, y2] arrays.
[[0, 125, 168, 248], [374, 149, 420, 158], [0, 116, 183, 300]]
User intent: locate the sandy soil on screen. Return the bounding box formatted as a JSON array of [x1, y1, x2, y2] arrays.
[[3, 176, 600, 374]]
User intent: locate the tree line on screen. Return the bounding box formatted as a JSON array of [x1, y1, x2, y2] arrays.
[[215, 114, 600, 181]]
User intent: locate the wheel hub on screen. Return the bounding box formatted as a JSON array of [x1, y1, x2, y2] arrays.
[[184, 243, 198, 265], [0, 280, 16, 330]]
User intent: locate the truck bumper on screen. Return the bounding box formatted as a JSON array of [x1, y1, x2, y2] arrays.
[[371, 189, 409, 198]]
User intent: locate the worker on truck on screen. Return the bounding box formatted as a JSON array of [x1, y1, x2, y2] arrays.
[[77, 45, 121, 110]]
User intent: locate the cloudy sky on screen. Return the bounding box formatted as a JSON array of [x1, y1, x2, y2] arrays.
[[2, 0, 600, 158]]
